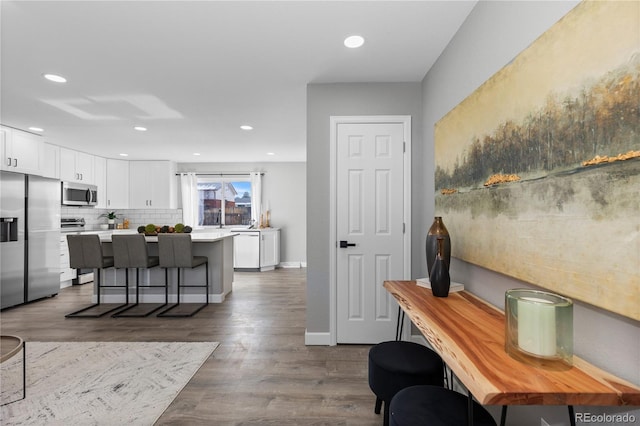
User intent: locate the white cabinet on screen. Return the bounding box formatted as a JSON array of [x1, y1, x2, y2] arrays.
[[233, 228, 280, 271], [1, 126, 41, 174], [129, 161, 176, 209], [60, 234, 76, 287], [39, 142, 60, 179], [233, 231, 261, 268], [93, 156, 107, 208], [260, 228, 280, 270], [106, 159, 129, 209], [60, 147, 94, 184]]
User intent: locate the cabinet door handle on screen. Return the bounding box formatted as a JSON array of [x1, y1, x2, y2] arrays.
[[13, 158, 17, 167], [108, 199, 110, 206], [149, 199, 152, 206], [6, 157, 11, 166]]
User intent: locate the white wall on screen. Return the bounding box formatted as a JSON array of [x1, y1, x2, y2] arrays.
[[178, 162, 306, 266], [422, 1, 639, 425]]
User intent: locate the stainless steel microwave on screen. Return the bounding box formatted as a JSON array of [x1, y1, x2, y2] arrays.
[[61, 181, 98, 206]]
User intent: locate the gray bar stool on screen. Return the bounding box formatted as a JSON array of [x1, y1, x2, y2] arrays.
[[111, 234, 164, 317], [157, 233, 209, 317], [65, 234, 126, 317]]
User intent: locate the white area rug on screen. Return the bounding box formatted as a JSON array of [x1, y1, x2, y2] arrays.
[[0, 341, 218, 425]]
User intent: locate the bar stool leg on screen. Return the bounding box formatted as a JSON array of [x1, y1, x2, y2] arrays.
[[66, 268, 128, 317], [157, 263, 208, 317]]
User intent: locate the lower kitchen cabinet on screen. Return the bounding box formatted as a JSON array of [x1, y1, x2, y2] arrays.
[[233, 228, 280, 271], [60, 235, 76, 287]]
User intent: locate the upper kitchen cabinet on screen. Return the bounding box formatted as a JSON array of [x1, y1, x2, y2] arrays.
[[39, 142, 60, 179], [129, 161, 176, 209], [1, 126, 41, 174], [106, 159, 129, 209], [60, 147, 94, 184], [93, 156, 107, 208]]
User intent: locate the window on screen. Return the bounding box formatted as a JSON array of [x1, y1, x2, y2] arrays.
[[197, 178, 252, 227]]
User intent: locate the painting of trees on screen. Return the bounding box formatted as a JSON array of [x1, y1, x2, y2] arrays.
[[433, 1, 639, 321], [435, 60, 640, 191]]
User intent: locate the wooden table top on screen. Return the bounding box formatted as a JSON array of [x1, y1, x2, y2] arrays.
[[0, 335, 23, 363], [384, 280, 640, 406]]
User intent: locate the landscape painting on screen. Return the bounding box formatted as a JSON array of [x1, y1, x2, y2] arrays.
[[434, 1, 639, 320]]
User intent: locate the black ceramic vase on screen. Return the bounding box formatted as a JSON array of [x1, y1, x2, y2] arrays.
[[426, 216, 451, 277], [429, 237, 451, 297]]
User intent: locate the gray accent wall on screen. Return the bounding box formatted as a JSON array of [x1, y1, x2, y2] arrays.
[[306, 83, 423, 334], [423, 1, 639, 424]]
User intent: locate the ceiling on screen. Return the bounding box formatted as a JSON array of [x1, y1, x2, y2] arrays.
[[1, 1, 476, 163]]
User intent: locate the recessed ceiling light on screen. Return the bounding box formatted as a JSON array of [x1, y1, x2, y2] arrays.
[[267, 152, 275, 156], [119, 153, 129, 157], [240, 125, 253, 131], [134, 126, 147, 131], [344, 35, 365, 49], [193, 153, 201, 156], [43, 73, 67, 83], [29, 127, 44, 132]]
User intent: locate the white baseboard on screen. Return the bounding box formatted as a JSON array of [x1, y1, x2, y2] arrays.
[[305, 330, 331, 345], [279, 262, 302, 268]]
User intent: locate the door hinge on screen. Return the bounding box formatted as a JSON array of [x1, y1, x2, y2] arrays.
[[403, 223, 406, 234]]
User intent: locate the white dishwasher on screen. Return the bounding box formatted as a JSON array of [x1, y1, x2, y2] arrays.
[[233, 231, 260, 268]]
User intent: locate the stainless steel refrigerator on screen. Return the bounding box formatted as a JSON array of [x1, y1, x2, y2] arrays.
[[1, 171, 60, 309]]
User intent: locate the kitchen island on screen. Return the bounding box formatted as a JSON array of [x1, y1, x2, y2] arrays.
[[85, 230, 236, 304]]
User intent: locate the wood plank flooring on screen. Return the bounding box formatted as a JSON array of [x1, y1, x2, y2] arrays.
[[0, 269, 380, 425]]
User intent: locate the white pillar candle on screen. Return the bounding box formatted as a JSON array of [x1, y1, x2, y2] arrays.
[[517, 296, 557, 357]]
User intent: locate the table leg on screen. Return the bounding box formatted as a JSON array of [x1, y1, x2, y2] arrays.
[[395, 307, 405, 341], [568, 406, 576, 426], [467, 389, 474, 426], [500, 405, 507, 426], [22, 341, 26, 400]]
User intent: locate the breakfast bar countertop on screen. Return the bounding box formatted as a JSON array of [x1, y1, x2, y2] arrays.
[[80, 229, 238, 243]]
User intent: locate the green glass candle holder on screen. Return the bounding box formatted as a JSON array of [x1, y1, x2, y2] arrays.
[[505, 289, 573, 366]]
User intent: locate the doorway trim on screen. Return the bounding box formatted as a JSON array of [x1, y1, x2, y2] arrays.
[[329, 115, 412, 345]]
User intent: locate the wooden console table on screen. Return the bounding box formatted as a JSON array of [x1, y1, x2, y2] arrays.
[[384, 281, 640, 423]]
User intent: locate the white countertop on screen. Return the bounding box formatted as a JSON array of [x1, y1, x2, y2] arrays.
[[230, 227, 280, 232], [79, 229, 238, 243]]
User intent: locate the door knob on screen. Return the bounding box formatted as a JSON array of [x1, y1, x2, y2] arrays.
[[339, 240, 356, 248]]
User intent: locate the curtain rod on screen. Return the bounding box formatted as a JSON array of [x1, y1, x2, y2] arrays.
[[175, 172, 264, 176]]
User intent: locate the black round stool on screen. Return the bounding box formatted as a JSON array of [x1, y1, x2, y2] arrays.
[[389, 385, 497, 426], [369, 341, 444, 426]]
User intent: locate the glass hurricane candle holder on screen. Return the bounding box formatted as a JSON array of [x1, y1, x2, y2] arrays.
[[505, 289, 573, 366]]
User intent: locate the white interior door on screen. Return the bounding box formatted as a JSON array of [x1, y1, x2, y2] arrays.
[[335, 121, 407, 343]]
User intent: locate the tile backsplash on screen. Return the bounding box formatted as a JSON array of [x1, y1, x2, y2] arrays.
[[61, 207, 183, 231]]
